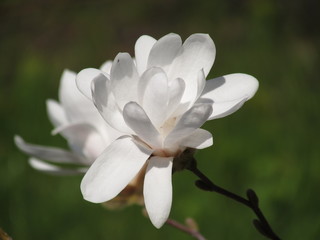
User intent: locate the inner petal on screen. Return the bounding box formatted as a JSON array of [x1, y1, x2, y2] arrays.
[[138, 67, 169, 129], [147, 33, 182, 73], [110, 53, 140, 109]]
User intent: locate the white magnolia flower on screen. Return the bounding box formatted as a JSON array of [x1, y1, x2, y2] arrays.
[[77, 33, 259, 228], [15, 69, 120, 175]]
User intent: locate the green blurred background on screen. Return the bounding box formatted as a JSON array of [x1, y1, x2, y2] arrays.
[[1, 0, 319, 239]]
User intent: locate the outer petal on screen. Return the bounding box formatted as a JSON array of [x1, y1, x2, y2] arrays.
[[200, 97, 248, 120], [14, 135, 84, 164], [144, 156, 173, 228], [92, 74, 133, 133], [138, 67, 169, 128], [147, 33, 182, 72], [46, 99, 68, 128], [29, 158, 87, 175], [76, 68, 105, 100], [179, 128, 213, 149], [199, 73, 259, 120], [123, 102, 161, 148], [164, 104, 213, 147], [81, 136, 153, 203], [52, 123, 106, 163], [110, 53, 140, 109], [134, 35, 156, 75], [168, 34, 216, 104]]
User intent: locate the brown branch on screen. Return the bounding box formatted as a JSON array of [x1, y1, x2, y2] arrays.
[[166, 218, 206, 240], [187, 158, 281, 240]]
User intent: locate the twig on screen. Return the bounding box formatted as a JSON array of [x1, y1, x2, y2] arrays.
[[166, 218, 206, 240], [187, 158, 281, 240]]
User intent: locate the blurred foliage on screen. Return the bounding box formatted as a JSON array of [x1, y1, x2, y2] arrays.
[[1, 0, 319, 239]]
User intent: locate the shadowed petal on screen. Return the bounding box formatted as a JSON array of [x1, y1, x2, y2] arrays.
[[199, 73, 259, 120], [166, 78, 186, 118], [76, 68, 105, 100], [123, 102, 161, 148], [100, 60, 113, 74], [29, 158, 87, 175], [200, 97, 248, 120], [196, 69, 206, 101], [14, 135, 83, 164], [164, 104, 212, 147], [60, 69, 102, 124], [52, 123, 106, 163], [46, 99, 68, 128], [81, 136, 153, 203], [144, 156, 173, 228], [92, 74, 133, 133], [180, 128, 213, 149]]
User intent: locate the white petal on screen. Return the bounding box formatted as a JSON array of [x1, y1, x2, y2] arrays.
[[134, 35, 156, 75], [76, 68, 104, 100], [200, 97, 247, 120], [95, 122, 123, 148], [91, 74, 133, 133], [58, 69, 78, 102], [147, 33, 182, 72], [180, 128, 213, 149], [100, 60, 113, 74], [138, 67, 169, 127], [110, 53, 140, 109], [81, 136, 153, 203], [196, 69, 206, 100], [59, 69, 102, 124], [46, 99, 68, 128], [144, 156, 173, 228], [199, 73, 259, 120], [52, 123, 106, 163], [123, 102, 161, 148], [168, 34, 216, 104], [170, 69, 206, 118], [166, 78, 186, 118], [29, 158, 87, 175], [15, 135, 84, 164], [164, 104, 213, 147]]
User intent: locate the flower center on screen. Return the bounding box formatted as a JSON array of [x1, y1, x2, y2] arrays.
[[152, 147, 181, 158], [158, 117, 177, 137]]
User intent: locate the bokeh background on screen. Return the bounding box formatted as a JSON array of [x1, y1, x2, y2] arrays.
[[1, 0, 319, 239]]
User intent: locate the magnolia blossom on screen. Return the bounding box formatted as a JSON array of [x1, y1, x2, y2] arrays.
[[15, 69, 120, 174], [77, 33, 259, 228]]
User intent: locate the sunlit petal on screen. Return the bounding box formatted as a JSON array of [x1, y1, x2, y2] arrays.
[[81, 136, 153, 203], [147, 33, 182, 72], [135, 35, 156, 75], [110, 53, 140, 109], [144, 156, 173, 228]]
